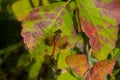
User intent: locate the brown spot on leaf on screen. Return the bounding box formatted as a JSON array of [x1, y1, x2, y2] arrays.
[[45, 12, 57, 19], [55, 6, 63, 13], [61, 12, 65, 16], [105, 22, 114, 29], [94, 0, 120, 23], [37, 20, 52, 29], [97, 26, 102, 31], [57, 17, 63, 25], [66, 4, 71, 12], [72, 26, 77, 37], [45, 49, 48, 52], [26, 8, 41, 20], [58, 36, 69, 49], [34, 24, 43, 36], [99, 36, 114, 48], [100, 36, 109, 43], [44, 36, 54, 46]]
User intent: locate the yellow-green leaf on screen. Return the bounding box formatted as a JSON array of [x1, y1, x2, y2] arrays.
[[12, 0, 32, 21]]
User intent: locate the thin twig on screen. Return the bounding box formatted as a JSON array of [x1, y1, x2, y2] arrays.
[[85, 43, 92, 79], [74, 0, 92, 78], [75, 0, 82, 33]]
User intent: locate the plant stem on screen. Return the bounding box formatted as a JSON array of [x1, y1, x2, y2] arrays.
[[75, 0, 82, 33], [0, 42, 23, 55], [85, 43, 92, 79], [74, 0, 92, 78]]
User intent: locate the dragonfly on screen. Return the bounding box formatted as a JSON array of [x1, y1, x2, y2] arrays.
[[52, 29, 62, 59]]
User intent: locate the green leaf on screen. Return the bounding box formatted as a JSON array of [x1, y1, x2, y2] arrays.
[[21, 2, 77, 58], [21, 2, 78, 79], [42, 0, 50, 5], [111, 48, 120, 58], [17, 52, 30, 68], [12, 0, 32, 21], [57, 71, 77, 80], [57, 33, 84, 69], [28, 54, 45, 79], [76, 0, 120, 60], [57, 51, 70, 69], [32, 0, 39, 7]]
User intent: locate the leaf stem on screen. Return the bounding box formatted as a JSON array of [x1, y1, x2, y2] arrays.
[[75, 0, 82, 33], [74, 0, 92, 78], [0, 42, 23, 55], [86, 43, 92, 78]]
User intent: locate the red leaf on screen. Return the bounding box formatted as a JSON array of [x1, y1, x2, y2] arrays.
[[66, 54, 89, 76], [88, 59, 115, 80]]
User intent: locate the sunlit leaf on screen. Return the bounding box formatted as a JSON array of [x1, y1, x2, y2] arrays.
[[28, 54, 45, 79], [21, 2, 78, 79], [12, 0, 32, 21], [21, 2, 77, 58], [42, 0, 50, 5], [57, 33, 84, 69], [57, 71, 77, 80], [66, 54, 89, 77], [32, 0, 39, 7], [111, 48, 120, 58], [88, 59, 115, 80], [57, 51, 70, 69], [77, 0, 120, 60]]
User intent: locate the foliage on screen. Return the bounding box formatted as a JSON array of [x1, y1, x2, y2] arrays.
[[0, 0, 120, 80]]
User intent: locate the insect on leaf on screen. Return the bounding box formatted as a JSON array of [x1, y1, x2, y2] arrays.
[[21, 2, 78, 58]]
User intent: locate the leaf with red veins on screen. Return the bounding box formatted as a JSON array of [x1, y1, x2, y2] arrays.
[[66, 54, 89, 77], [77, 0, 120, 60], [26, 8, 41, 21], [21, 2, 77, 58], [94, 0, 120, 22], [88, 59, 115, 80]]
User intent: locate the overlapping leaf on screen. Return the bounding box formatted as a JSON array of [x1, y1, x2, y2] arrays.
[[88, 59, 115, 80], [57, 71, 77, 80], [57, 34, 84, 69], [66, 54, 89, 76], [76, 0, 120, 60], [28, 54, 45, 79], [12, 0, 32, 21], [21, 2, 78, 79], [66, 54, 115, 80], [32, 0, 39, 7], [21, 2, 77, 57]]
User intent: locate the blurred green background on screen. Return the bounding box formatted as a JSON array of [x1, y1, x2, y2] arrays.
[[0, 0, 68, 80], [0, 0, 28, 80]]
